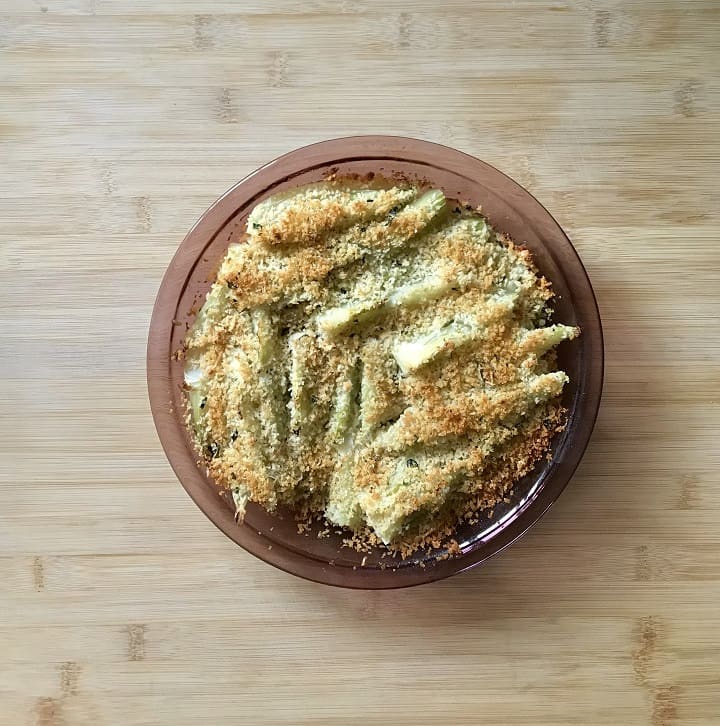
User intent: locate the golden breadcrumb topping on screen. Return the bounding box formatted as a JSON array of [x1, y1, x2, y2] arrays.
[[182, 178, 579, 554]]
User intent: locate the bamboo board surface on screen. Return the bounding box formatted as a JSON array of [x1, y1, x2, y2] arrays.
[[1, 1, 719, 724]]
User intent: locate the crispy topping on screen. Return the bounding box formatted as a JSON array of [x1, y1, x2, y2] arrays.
[[183, 179, 579, 554]]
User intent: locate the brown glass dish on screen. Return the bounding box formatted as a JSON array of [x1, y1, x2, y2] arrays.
[[147, 136, 603, 589]]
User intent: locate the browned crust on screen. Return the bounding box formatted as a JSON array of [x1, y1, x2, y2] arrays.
[[183, 176, 576, 556]]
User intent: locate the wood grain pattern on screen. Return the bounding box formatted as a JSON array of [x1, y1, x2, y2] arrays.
[[1, 1, 718, 724]]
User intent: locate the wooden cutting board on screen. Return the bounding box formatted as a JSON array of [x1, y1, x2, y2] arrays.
[[2, 2, 718, 724]]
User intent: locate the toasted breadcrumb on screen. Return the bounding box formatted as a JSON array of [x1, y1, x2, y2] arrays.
[[182, 177, 579, 557]]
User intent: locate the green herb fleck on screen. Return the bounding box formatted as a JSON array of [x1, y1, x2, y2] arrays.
[[384, 206, 400, 226]]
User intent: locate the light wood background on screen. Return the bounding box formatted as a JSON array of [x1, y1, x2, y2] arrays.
[[2, 1, 719, 724]]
